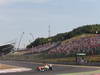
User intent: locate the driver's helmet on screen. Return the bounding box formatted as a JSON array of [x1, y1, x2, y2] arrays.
[[44, 64, 49, 69]]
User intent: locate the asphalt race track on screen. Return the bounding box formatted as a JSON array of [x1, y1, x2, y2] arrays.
[[0, 60, 100, 75]]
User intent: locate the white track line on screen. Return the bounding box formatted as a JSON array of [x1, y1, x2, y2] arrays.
[[0, 68, 32, 73]]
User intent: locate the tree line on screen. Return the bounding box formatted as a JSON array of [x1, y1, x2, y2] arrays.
[[27, 24, 100, 48], [0, 44, 14, 56]]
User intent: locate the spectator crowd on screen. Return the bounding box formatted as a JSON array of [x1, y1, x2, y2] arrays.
[[48, 34, 100, 55]]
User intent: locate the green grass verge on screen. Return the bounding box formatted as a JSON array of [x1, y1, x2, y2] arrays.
[[0, 54, 100, 63]]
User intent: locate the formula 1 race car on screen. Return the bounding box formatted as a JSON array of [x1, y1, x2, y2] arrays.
[[36, 64, 53, 72]]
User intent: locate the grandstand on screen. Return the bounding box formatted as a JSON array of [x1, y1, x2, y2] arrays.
[[15, 34, 100, 56]]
